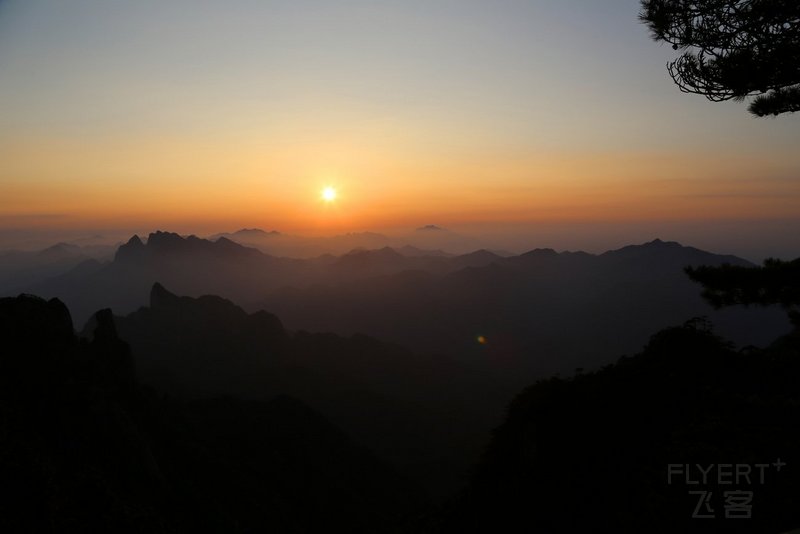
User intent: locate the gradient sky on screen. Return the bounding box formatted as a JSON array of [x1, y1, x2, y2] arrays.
[[1, 0, 798, 255]]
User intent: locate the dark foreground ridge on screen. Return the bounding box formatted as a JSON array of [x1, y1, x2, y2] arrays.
[[443, 319, 800, 533], [0, 294, 427, 533], [4, 281, 800, 532]]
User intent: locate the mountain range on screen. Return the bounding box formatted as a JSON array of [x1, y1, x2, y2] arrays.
[[0, 241, 115, 295], [103, 282, 505, 498], [208, 226, 485, 258], [0, 293, 427, 532], [3, 232, 798, 531], [20, 232, 790, 384], [444, 319, 800, 532]]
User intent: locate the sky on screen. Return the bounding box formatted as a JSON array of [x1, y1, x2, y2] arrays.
[[0, 0, 798, 258]]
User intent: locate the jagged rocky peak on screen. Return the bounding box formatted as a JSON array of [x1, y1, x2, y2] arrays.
[[0, 294, 74, 346], [150, 282, 180, 309], [146, 231, 186, 250], [148, 282, 237, 315], [126, 235, 144, 247], [114, 234, 146, 261], [87, 307, 136, 387], [113, 231, 264, 263], [91, 308, 119, 342], [141, 283, 287, 344], [1, 293, 140, 400]]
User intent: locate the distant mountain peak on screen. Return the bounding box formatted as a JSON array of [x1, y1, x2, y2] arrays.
[[111, 230, 265, 263], [126, 235, 144, 247], [644, 238, 679, 247], [598, 239, 751, 266], [150, 282, 179, 309], [147, 231, 186, 249], [460, 249, 501, 259], [605, 239, 685, 256], [36, 242, 84, 258], [114, 234, 146, 261], [233, 228, 281, 236], [343, 231, 386, 238], [520, 247, 558, 257], [41, 242, 80, 252], [340, 246, 404, 262], [397, 245, 452, 257], [215, 236, 237, 246], [416, 225, 444, 232]]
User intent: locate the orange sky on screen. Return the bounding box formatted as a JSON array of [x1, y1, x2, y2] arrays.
[[2, 132, 798, 234], [1, 1, 799, 240]]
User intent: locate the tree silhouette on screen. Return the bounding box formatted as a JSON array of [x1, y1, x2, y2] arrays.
[[640, 0, 800, 116], [686, 258, 800, 327]]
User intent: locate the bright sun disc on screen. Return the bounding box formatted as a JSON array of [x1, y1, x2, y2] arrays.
[[322, 187, 337, 202]]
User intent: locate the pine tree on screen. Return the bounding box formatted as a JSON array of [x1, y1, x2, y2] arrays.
[[640, 0, 800, 116]]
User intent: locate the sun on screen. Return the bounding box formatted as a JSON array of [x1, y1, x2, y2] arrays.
[[321, 186, 337, 202]]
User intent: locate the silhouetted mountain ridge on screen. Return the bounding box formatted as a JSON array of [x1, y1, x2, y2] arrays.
[[111, 283, 506, 499], [115, 231, 266, 262], [24, 233, 788, 384], [445, 319, 800, 533], [602, 238, 745, 264], [0, 243, 100, 295], [262, 238, 785, 379], [0, 293, 428, 533], [233, 227, 281, 236]]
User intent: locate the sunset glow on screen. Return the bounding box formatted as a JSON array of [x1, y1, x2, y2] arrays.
[[322, 187, 337, 203], [2, 3, 799, 528], [0, 0, 797, 258]]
